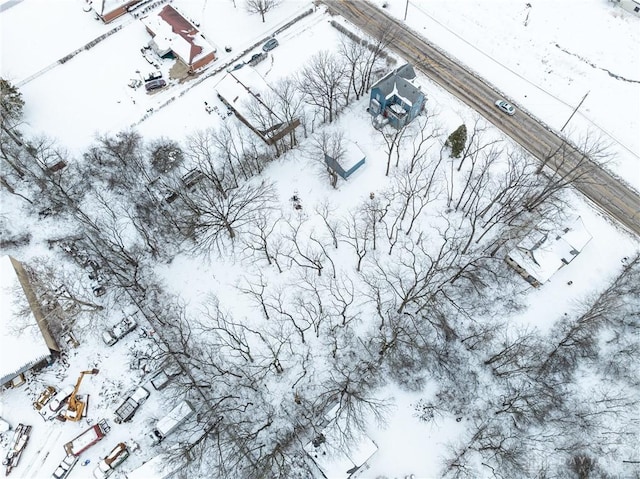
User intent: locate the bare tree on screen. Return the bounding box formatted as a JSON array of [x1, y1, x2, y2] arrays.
[[338, 210, 369, 272], [526, 131, 611, 212], [244, 0, 280, 22], [315, 200, 341, 249], [376, 123, 407, 176], [310, 129, 345, 189], [20, 258, 105, 339], [241, 210, 283, 271], [280, 215, 325, 276], [337, 34, 390, 103], [180, 180, 278, 253], [297, 51, 348, 124], [185, 128, 236, 195]]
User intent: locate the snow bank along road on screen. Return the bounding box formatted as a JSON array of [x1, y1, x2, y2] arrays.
[[322, 0, 640, 237]]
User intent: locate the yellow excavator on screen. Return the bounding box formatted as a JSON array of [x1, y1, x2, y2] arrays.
[[63, 368, 99, 422]]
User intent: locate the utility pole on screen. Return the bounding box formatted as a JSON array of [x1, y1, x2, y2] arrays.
[[404, 0, 409, 21], [560, 91, 589, 133]]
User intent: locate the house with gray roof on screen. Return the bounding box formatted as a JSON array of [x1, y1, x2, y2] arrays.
[[369, 64, 425, 129]]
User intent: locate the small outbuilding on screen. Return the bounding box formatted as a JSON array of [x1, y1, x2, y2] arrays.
[[324, 141, 366, 180], [0, 256, 60, 388], [505, 216, 592, 287]]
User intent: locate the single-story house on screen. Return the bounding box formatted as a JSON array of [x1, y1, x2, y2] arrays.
[[611, 0, 640, 15], [0, 256, 60, 388], [216, 67, 300, 146], [91, 0, 142, 23], [141, 5, 216, 73], [505, 216, 592, 287], [324, 141, 366, 180], [369, 63, 426, 129], [304, 404, 378, 479]]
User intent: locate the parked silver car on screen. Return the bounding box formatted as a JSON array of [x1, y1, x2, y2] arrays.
[[495, 99, 516, 116], [145, 79, 166, 91], [262, 38, 279, 52]]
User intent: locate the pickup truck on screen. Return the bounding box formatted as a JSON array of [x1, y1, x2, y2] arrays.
[[113, 386, 150, 424], [102, 315, 138, 346]]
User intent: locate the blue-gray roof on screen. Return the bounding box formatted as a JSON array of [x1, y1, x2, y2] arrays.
[[371, 64, 422, 106]]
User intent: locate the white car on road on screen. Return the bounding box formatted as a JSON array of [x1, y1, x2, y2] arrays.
[[495, 99, 516, 116]]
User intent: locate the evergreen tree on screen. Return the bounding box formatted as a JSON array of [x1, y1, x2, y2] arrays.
[[445, 124, 467, 158], [0, 78, 25, 127]]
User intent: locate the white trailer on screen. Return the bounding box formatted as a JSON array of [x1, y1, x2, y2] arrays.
[[148, 400, 195, 444]]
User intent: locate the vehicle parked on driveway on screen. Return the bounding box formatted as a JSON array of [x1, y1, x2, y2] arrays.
[[248, 52, 267, 66], [145, 71, 162, 82], [262, 38, 279, 52], [145, 79, 166, 91], [495, 99, 516, 116]]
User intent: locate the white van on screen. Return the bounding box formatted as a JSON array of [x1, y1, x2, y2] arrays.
[[148, 400, 195, 445]]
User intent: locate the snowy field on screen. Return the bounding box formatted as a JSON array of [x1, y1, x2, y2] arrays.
[[1, 0, 639, 478]]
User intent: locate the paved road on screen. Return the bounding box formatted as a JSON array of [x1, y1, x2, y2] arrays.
[[322, 0, 640, 236]]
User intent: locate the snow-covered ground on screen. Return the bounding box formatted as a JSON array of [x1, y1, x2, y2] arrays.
[[375, 0, 640, 190], [2, 0, 638, 188], [1, 0, 639, 478]]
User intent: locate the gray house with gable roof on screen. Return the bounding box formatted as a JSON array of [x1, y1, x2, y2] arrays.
[[369, 64, 425, 129]]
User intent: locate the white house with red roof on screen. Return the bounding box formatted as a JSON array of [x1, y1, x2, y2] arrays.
[[141, 5, 216, 73]]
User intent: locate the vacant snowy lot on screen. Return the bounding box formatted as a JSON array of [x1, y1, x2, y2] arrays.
[[1, 1, 638, 478]]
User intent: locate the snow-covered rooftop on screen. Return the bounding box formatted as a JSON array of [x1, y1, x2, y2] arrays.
[[0, 256, 52, 386], [338, 141, 367, 172], [141, 5, 215, 68], [375, 63, 422, 107], [215, 67, 284, 132], [507, 216, 592, 285], [91, 0, 138, 16]]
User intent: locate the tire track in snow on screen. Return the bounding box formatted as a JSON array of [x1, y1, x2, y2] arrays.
[[555, 44, 640, 84]]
